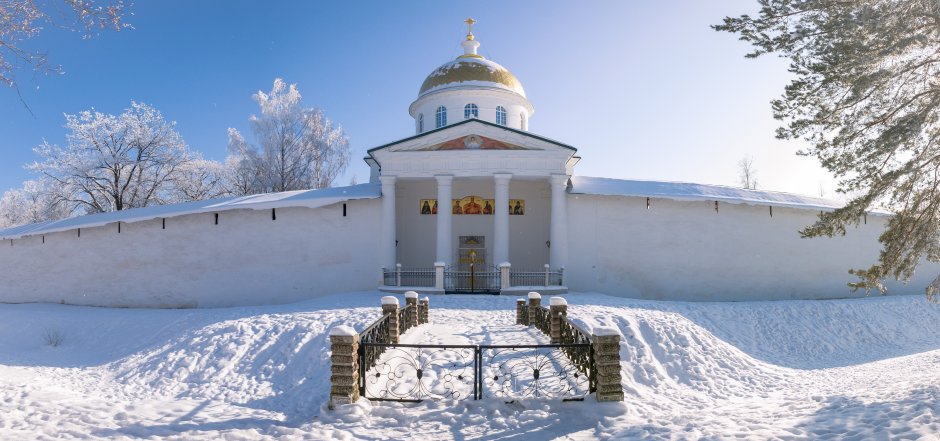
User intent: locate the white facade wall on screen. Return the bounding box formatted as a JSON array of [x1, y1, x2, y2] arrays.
[[0, 199, 381, 308], [394, 178, 550, 269], [566, 194, 940, 301]]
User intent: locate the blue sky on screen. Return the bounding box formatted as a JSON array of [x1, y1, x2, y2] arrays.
[[0, 1, 836, 197]]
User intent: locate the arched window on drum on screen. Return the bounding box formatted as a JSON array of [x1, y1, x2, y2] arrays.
[[436, 106, 447, 128], [464, 103, 478, 119], [496, 106, 507, 126]]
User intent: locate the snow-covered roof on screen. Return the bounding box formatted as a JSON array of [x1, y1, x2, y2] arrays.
[[570, 176, 845, 211], [0, 183, 381, 240]]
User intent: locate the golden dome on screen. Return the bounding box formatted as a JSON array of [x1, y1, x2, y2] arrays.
[[418, 57, 526, 98]]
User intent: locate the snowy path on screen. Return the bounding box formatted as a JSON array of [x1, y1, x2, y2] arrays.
[[0, 292, 937, 439]]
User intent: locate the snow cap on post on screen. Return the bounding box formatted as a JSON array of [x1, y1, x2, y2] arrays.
[[329, 325, 358, 337], [421, 296, 429, 302], [404, 291, 418, 299], [381, 296, 399, 306], [499, 262, 511, 268], [593, 326, 621, 337], [549, 296, 567, 306], [527, 291, 541, 300]]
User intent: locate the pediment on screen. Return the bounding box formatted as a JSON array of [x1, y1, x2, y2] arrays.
[[415, 134, 531, 151], [368, 119, 577, 155]]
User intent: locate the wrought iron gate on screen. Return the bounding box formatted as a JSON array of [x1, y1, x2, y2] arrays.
[[445, 265, 500, 293], [359, 343, 595, 402]]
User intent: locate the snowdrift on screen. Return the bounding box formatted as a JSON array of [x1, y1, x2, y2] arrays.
[[0, 292, 937, 439]]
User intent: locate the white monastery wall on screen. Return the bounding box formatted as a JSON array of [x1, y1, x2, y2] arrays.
[[0, 199, 381, 308], [395, 178, 549, 268], [566, 194, 940, 301]]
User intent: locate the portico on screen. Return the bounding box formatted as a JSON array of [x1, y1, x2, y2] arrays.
[[367, 120, 578, 294]]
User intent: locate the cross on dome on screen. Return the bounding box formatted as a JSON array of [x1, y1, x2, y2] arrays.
[[464, 17, 477, 41]]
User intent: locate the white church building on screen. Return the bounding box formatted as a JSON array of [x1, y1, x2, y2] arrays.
[[0, 26, 934, 308]]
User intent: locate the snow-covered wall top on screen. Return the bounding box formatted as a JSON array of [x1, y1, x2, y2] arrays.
[[570, 176, 852, 212], [0, 183, 382, 240]]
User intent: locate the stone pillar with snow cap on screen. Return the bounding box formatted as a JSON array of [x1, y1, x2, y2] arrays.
[[527, 291, 541, 327], [549, 296, 568, 344], [434, 261, 445, 290], [404, 291, 419, 330], [592, 326, 625, 402], [419, 297, 430, 324], [516, 298, 526, 325], [500, 262, 511, 290], [328, 325, 359, 409], [381, 296, 400, 344]]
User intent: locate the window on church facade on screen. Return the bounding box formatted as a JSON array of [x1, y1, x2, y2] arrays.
[[418, 114, 424, 133], [496, 106, 507, 126], [464, 103, 478, 119], [520, 113, 526, 130], [436, 106, 447, 128]]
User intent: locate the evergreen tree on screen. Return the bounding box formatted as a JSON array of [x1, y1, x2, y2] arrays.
[[716, 1, 940, 297]]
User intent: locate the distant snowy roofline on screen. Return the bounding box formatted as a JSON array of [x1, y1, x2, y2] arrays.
[[0, 183, 381, 240], [570, 176, 888, 214]]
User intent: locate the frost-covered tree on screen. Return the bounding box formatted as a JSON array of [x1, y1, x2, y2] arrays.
[[1, 1, 130, 101], [171, 158, 229, 203], [738, 155, 759, 190], [716, 0, 940, 297], [30, 102, 194, 213], [226, 79, 350, 195], [0, 180, 70, 228], [223, 127, 264, 196]]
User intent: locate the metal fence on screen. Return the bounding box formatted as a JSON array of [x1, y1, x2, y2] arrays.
[[398, 304, 416, 335], [509, 268, 564, 287], [445, 265, 500, 293], [381, 267, 436, 287], [359, 343, 594, 402], [358, 312, 393, 380]]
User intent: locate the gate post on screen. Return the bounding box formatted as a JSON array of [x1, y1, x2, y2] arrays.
[[405, 291, 419, 329], [434, 261, 445, 290], [419, 296, 430, 324], [381, 296, 400, 344], [527, 292, 541, 326], [328, 325, 359, 409], [516, 298, 526, 325], [549, 297, 568, 343], [592, 327, 625, 402], [396, 263, 402, 287], [500, 262, 511, 290], [544, 264, 550, 286]]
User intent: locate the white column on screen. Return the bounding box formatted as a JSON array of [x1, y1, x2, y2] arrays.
[[435, 175, 453, 265], [494, 173, 512, 265], [549, 174, 569, 270], [380, 175, 397, 271]]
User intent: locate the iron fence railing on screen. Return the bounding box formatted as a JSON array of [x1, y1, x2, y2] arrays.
[[509, 268, 564, 287], [532, 306, 551, 336], [445, 265, 500, 293], [401, 268, 436, 287], [359, 343, 593, 402], [382, 268, 396, 286], [399, 304, 415, 335], [557, 317, 596, 392], [381, 267, 436, 287], [359, 312, 392, 379]]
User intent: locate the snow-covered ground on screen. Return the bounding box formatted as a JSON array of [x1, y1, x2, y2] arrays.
[[0, 292, 938, 440]]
